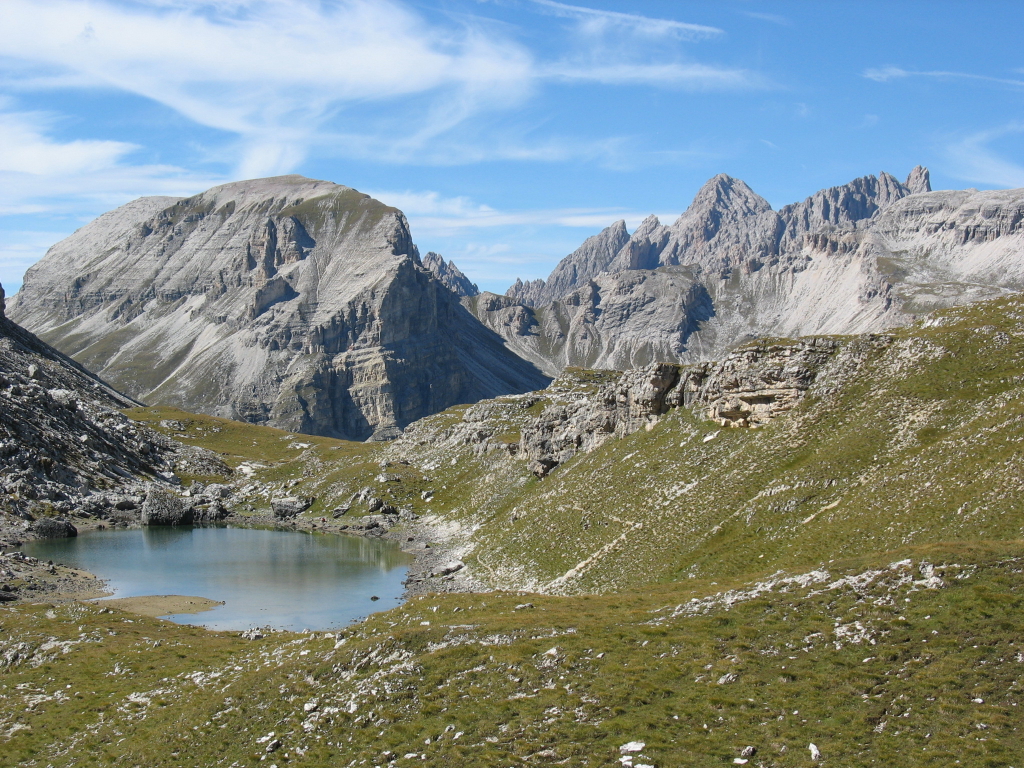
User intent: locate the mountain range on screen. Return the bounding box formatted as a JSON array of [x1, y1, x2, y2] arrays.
[[4, 167, 1024, 767], [473, 166, 1024, 374], [10, 167, 1024, 438]]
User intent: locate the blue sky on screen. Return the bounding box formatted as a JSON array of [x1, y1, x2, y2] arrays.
[[1, 0, 1023, 295]]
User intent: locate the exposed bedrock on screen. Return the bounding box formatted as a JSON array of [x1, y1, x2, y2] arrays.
[[491, 167, 1024, 374], [9, 177, 548, 440]]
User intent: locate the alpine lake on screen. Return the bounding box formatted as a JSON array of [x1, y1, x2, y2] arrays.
[[20, 525, 413, 631]]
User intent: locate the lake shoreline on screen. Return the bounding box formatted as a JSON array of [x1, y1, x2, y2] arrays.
[[2, 502, 481, 622]]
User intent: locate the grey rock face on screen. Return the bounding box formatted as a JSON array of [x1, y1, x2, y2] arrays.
[[422, 252, 479, 297], [478, 168, 1024, 374], [472, 268, 714, 376], [9, 177, 548, 440], [392, 337, 842, 478], [0, 295, 183, 532], [518, 337, 840, 475], [905, 165, 932, 195]]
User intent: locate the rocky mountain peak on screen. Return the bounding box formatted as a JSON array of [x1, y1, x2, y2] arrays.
[[505, 277, 547, 307], [10, 178, 548, 440], [421, 252, 479, 297], [507, 219, 632, 306], [0, 282, 5, 318], [905, 165, 932, 194], [477, 166, 1020, 377], [681, 173, 774, 222]]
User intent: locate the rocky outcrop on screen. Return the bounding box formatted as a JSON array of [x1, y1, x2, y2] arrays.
[[422, 252, 479, 297], [140, 488, 193, 526], [476, 167, 1024, 374], [31, 518, 78, 538], [393, 337, 843, 478], [9, 177, 548, 440], [0, 286, 191, 545], [518, 338, 841, 476], [271, 495, 313, 518]]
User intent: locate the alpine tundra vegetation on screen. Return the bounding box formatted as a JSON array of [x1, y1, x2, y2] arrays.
[[3, 201, 1024, 764]]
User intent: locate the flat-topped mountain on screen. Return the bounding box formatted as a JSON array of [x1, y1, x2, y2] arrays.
[[9, 176, 548, 440], [484, 167, 1024, 374]]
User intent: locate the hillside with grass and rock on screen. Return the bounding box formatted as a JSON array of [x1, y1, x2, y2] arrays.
[[4, 171, 1024, 767], [4, 291, 1022, 766]]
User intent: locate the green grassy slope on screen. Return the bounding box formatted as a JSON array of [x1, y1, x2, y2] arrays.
[[380, 295, 1024, 595], [5, 294, 1023, 766], [2, 541, 1022, 767]]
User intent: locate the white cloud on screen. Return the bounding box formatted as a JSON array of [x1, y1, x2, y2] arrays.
[[739, 11, 791, 26], [0, 1, 766, 176], [369, 187, 676, 237], [0, 107, 223, 214], [0, 0, 535, 177], [0, 231, 69, 292], [529, 0, 723, 40], [944, 124, 1024, 189], [0, 110, 136, 176], [864, 67, 1024, 88], [545, 62, 761, 89]]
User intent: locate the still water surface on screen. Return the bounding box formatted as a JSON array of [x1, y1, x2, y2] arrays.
[[22, 525, 412, 631]]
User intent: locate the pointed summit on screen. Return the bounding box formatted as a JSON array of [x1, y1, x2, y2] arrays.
[[422, 252, 479, 297], [508, 219, 632, 306], [905, 166, 931, 194], [682, 174, 774, 223]]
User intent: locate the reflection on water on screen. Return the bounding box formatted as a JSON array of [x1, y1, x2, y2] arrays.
[[22, 525, 413, 631]]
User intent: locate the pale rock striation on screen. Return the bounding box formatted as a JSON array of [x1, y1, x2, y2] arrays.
[[476, 167, 1024, 374], [10, 176, 548, 440]]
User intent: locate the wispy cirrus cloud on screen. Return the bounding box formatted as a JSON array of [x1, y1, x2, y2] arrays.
[[739, 11, 791, 26], [864, 67, 1024, 88], [943, 123, 1024, 189], [368, 187, 676, 236], [0, 0, 536, 177], [528, 0, 722, 39], [530, 0, 762, 90], [544, 61, 761, 88], [0, 0, 763, 179], [0, 106, 221, 213]]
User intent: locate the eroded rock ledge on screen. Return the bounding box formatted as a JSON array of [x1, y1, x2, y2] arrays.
[[393, 335, 851, 479], [519, 338, 842, 476]]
